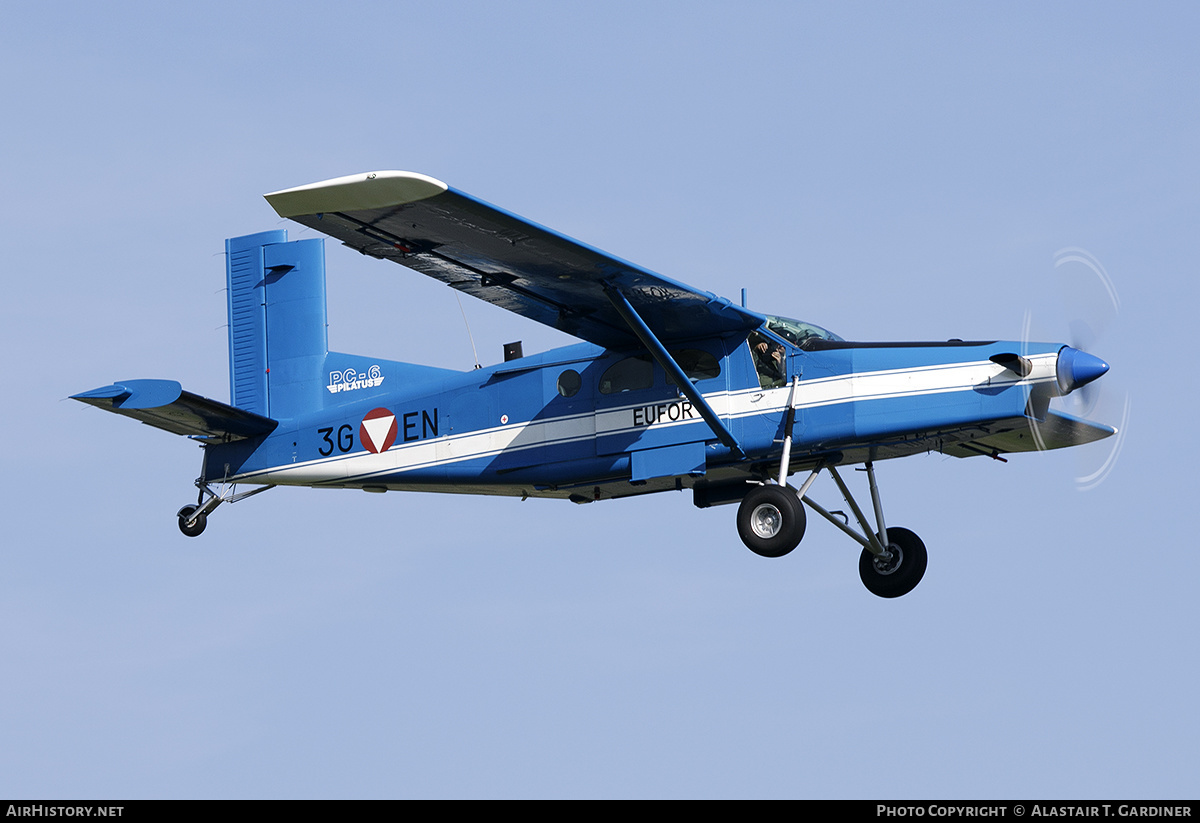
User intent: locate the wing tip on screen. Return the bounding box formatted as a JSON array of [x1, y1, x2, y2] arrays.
[[264, 170, 449, 218], [72, 379, 184, 410]]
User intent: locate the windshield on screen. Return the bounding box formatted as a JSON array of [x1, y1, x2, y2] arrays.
[[764, 315, 844, 346]]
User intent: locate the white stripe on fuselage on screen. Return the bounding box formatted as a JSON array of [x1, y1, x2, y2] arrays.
[[233, 353, 1057, 485]]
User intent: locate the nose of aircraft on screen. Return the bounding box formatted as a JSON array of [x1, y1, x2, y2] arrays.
[[1056, 346, 1110, 394]]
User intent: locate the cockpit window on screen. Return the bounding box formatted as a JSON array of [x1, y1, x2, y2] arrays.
[[764, 315, 844, 347], [749, 331, 786, 388], [748, 317, 843, 387]]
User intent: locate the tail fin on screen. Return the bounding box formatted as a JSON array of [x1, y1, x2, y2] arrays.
[[226, 231, 328, 419]]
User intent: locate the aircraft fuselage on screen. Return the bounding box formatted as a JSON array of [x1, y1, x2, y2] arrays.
[[208, 335, 1071, 504]]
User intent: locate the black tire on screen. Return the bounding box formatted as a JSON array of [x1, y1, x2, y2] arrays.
[[177, 505, 207, 538], [736, 485, 806, 558], [859, 526, 926, 598]]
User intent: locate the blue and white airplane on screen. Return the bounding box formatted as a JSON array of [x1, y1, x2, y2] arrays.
[[74, 170, 1115, 598]]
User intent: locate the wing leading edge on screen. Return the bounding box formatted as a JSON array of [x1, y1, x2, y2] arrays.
[[264, 171, 765, 350]]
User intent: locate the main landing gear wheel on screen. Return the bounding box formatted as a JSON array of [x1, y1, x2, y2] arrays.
[[859, 526, 927, 598], [177, 505, 207, 538], [737, 485, 806, 558]]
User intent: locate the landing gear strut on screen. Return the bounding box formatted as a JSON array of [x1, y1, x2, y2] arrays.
[[734, 460, 928, 598], [735, 375, 807, 559], [176, 477, 275, 537]]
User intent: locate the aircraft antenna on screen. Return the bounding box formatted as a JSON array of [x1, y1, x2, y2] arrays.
[[455, 292, 482, 369]]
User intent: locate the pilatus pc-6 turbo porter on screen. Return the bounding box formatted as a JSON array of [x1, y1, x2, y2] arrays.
[[74, 171, 1116, 598]]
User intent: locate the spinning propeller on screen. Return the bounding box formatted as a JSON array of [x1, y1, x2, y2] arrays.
[[1022, 247, 1130, 491]]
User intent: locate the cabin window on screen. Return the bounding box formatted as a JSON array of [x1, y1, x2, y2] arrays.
[[599, 356, 654, 394], [556, 369, 582, 398], [667, 349, 721, 385]]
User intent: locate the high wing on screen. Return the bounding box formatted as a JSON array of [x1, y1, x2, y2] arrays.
[[264, 171, 765, 350]]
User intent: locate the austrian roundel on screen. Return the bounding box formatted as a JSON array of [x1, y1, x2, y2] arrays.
[[359, 408, 398, 454]]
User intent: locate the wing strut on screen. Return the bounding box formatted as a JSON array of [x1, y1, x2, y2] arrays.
[[602, 283, 745, 458]]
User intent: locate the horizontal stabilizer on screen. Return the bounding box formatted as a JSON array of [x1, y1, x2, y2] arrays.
[[72, 379, 278, 442]]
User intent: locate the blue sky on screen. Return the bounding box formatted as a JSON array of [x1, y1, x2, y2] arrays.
[[2, 1, 1197, 799]]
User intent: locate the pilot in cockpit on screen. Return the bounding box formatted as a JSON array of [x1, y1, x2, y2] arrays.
[[749, 332, 786, 389]]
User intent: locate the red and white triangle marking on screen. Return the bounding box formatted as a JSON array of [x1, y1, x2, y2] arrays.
[[359, 408, 397, 454]]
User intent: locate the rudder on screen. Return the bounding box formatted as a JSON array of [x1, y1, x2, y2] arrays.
[[226, 231, 329, 419]]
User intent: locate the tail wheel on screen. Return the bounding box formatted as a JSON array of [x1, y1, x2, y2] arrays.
[[859, 526, 926, 598], [736, 485, 806, 558], [177, 505, 207, 538]]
